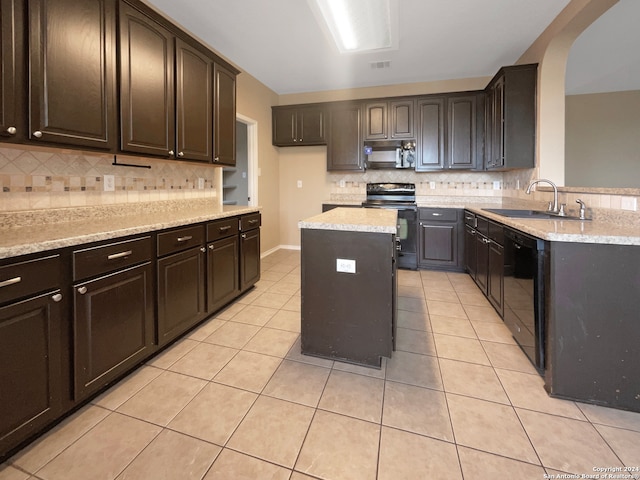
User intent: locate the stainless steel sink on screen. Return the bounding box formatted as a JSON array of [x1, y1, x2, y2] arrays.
[[482, 208, 588, 220]]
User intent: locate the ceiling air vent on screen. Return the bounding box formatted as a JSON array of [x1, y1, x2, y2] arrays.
[[370, 60, 391, 70]]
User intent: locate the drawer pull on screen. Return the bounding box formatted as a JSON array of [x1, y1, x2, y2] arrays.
[[177, 236, 193, 242], [247, 219, 259, 225], [0, 276, 21, 288], [107, 250, 132, 260], [200, 247, 206, 253], [77, 286, 87, 295], [51, 293, 63, 302], [219, 225, 232, 232], [431, 212, 443, 217]]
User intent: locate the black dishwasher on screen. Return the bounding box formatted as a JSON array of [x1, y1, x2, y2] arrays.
[[503, 228, 547, 372]]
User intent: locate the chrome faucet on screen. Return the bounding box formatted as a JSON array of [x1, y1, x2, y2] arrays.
[[576, 199, 587, 220], [526, 179, 559, 213]]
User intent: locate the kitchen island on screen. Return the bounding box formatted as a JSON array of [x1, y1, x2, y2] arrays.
[[298, 207, 397, 367]]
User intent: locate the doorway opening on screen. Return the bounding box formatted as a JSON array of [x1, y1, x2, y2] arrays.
[[222, 114, 258, 206]]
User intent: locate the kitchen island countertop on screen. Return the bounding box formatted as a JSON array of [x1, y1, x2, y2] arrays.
[[299, 207, 397, 234]]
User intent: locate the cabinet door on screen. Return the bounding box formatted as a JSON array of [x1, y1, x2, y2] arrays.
[[475, 234, 489, 294], [418, 223, 457, 267], [0, 291, 62, 456], [364, 102, 387, 140], [157, 246, 205, 346], [272, 107, 297, 146], [447, 95, 477, 169], [415, 98, 445, 171], [489, 76, 504, 168], [74, 263, 154, 399], [488, 241, 504, 316], [239, 228, 260, 292], [207, 235, 239, 313], [327, 103, 363, 171], [390, 100, 414, 139], [464, 225, 477, 278], [119, 2, 175, 157], [298, 106, 325, 145], [213, 63, 236, 165], [0, 0, 20, 140], [29, 0, 117, 149], [176, 38, 212, 162]]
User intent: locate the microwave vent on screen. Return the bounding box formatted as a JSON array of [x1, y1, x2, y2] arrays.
[[370, 60, 391, 70]]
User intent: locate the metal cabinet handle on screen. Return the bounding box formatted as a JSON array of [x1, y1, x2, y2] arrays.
[[214, 156, 219, 162], [51, 293, 63, 302], [168, 150, 174, 156], [470, 230, 476, 235], [77, 286, 87, 294], [107, 250, 132, 260], [248, 219, 259, 225], [177, 235, 193, 242], [208, 244, 215, 250], [33, 130, 43, 138], [178, 151, 184, 157], [219, 225, 232, 232], [514, 243, 522, 250], [431, 212, 443, 217], [0, 276, 21, 288], [241, 233, 247, 239], [6, 126, 16, 135], [200, 247, 206, 253]]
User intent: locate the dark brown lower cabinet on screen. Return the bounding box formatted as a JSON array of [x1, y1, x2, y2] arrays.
[[474, 228, 489, 294], [487, 226, 504, 317], [73, 263, 154, 400], [0, 290, 63, 456], [418, 208, 464, 271], [239, 214, 261, 292], [157, 246, 206, 346], [207, 235, 239, 313]]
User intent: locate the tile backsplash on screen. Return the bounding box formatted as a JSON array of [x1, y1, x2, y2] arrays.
[[0, 145, 219, 212]]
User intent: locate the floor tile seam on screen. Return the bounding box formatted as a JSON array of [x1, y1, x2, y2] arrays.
[[380, 424, 458, 450], [394, 345, 438, 359], [166, 345, 241, 382], [218, 445, 296, 474], [456, 444, 550, 472], [286, 371, 332, 475], [239, 338, 300, 361], [24, 409, 141, 478]]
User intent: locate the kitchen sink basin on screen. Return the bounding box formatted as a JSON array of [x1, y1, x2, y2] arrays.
[[482, 208, 588, 220]]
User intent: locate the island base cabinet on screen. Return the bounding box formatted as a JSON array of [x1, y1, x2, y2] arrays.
[[73, 263, 154, 400], [301, 229, 395, 368], [0, 291, 63, 457]]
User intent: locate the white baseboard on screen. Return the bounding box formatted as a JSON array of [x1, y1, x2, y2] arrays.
[[261, 244, 300, 258]]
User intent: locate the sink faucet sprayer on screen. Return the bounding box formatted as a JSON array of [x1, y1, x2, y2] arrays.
[[526, 179, 560, 214]]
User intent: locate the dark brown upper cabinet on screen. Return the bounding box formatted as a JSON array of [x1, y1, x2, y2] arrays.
[[272, 105, 325, 146], [28, 0, 117, 150], [485, 64, 537, 170], [176, 38, 212, 162], [119, 1, 175, 158], [363, 99, 414, 141], [0, 0, 22, 140], [213, 63, 236, 166], [447, 93, 484, 170], [415, 97, 445, 171], [327, 102, 364, 171]]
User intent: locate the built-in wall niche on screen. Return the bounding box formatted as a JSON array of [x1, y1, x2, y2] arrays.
[[564, 0, 640, 190]]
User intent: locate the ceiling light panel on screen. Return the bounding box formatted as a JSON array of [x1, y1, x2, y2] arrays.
[[313, 0, 394, 53]]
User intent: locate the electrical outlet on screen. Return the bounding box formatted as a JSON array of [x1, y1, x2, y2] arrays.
[[297, 180, 303, 188], [336, 258, 356, 274], [339, 179, 346, 188], [103, 175, 115, 192], [429, 181, 436, 189], [493, 181, 501, 190], [197, 178, 204, 189]]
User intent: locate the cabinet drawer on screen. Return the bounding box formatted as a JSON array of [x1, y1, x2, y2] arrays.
[[476, 216, 489, 235], [73, 237, 152, 281], [464, 211, 477, 227], [207, 217, 239, 242], [488, 221, 504, 245], [240, 213, 261, 231], [0, 255, 61, 304], [419, 208, 458, 222], [157, 225, 205, 257]]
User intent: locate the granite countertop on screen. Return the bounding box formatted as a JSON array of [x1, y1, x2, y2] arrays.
[[322, 198, 640, 246], [299, 207, 397, 234], [0, 202, 260, 260]]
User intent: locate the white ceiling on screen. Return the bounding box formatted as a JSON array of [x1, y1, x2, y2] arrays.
[[145, 0, 637, 96]]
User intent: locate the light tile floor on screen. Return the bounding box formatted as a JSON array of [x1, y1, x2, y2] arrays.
[[2, 248, 640, 480]]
